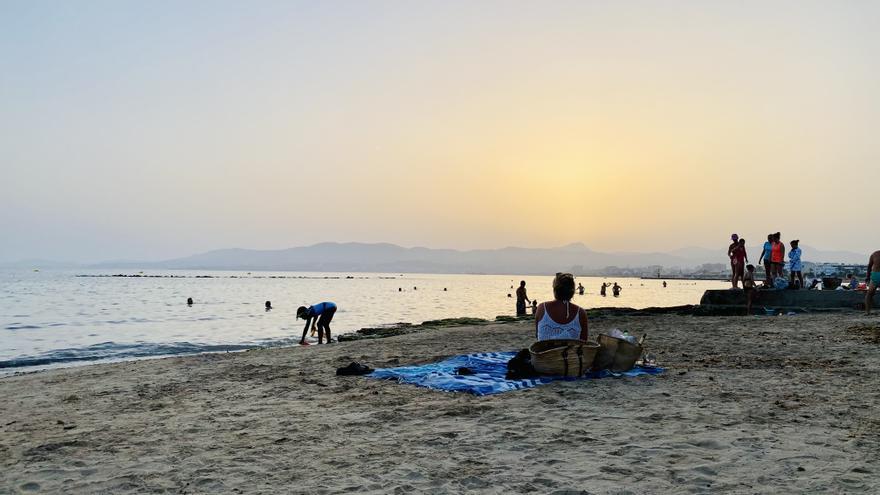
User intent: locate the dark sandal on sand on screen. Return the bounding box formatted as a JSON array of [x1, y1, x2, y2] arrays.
[[336, 362, 374, 376]]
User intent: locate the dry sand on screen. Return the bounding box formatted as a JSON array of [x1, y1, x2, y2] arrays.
[[2, 313, 879, 494]]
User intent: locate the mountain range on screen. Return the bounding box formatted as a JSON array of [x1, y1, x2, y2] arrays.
[[22, 242, 858, 274]]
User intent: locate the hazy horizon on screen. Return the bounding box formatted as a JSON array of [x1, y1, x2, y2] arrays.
[[1, 239, 871, 266], [3, 1, 879, 263]]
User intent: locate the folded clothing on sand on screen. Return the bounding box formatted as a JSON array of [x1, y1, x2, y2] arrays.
[[367, 352, 664, 396]]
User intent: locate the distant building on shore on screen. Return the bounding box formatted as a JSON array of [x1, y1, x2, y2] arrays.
[[578, 260, 866, 280], [804, 262, 866, 278]]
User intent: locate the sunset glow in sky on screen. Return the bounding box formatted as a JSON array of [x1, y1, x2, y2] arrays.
[[2, 1, 879, 262]]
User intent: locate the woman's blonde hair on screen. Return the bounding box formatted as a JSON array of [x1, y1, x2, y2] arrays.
[[553, 272, 576, 301]]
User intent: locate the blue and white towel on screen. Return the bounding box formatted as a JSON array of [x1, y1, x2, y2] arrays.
[[367, 351, 665, 396]]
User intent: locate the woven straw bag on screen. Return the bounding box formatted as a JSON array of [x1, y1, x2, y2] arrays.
[[529, 339, 600, 377], [594, 334, 643, 372]]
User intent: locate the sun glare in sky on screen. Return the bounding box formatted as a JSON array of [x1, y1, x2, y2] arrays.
[[2, 1, 878, 261]]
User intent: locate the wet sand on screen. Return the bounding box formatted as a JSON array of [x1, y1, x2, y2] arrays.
[[2, 313, 879, 494]]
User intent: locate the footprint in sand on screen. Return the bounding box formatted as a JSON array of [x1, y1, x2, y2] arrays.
[[691, 465, 718, 477], [459, 477, 490, 489], [689, 439, 726, 450], [600, 465, 635, 475]]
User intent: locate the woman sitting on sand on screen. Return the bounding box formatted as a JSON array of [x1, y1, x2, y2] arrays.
[[534, 273, 589, 342], [296, 302, 337, 345]]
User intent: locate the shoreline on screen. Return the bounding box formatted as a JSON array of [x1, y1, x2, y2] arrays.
[[3, 271, 726, 378], [2, 312, 878, 493], [3, 300, 863, 377], [2, 307, 696, 376]]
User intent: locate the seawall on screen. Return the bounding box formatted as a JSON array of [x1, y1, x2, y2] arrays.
[[700, 289, 876, 310]]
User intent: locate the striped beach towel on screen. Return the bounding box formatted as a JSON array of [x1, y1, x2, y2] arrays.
[[367, 351, 664, 396]]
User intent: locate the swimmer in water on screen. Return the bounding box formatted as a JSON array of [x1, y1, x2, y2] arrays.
[[187, 297, 193, 306], [265, 300, 272, 311], [296, 302, 337, 345]]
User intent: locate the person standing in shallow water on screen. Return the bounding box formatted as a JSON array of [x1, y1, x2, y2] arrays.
[[297, 302, 337, 345], [515, 281, 531, 316], [600, 283, 608, 297]]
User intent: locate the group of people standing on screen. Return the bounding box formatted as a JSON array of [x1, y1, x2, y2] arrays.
[[599, 282, 622, 297], [728, 232, 803, 290]]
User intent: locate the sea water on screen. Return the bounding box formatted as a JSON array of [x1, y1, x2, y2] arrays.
[[0, 269, 727, 373]]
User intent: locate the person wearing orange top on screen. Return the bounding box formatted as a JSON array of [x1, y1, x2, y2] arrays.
[[770, 232, 785, 280]]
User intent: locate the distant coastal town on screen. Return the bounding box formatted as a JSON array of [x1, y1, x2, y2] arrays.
[[585, 261, 868, 280]]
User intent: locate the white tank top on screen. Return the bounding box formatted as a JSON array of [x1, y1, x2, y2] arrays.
[[537, 303, 582, 341]]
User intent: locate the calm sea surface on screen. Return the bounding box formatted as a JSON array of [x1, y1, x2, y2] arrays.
[[0, 269, 727, 374]]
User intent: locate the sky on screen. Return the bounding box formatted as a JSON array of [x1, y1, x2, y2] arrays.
[[2, 0, 879, 263]]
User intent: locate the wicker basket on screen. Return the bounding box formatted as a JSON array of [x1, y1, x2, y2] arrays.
[[529, 339, 600, 377], [594, 334, 643, 372]]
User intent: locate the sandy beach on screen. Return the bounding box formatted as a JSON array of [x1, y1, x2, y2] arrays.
[[2, 312, 879, 494]]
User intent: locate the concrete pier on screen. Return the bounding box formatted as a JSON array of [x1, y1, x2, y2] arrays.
[[700, 289, 877, 311]]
